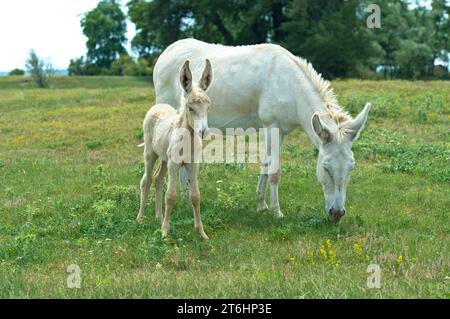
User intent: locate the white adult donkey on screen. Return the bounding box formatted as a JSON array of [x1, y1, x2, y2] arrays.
[[154, 39, 371, 222]]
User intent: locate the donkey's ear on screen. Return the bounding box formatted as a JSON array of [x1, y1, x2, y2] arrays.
[[199, 59, 213, 91], [312, 113, 332, 143], [180, 60, 192, 94], [348, 103, 371, 142]]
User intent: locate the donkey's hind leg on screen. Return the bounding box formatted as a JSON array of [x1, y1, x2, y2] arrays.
[[256, 153, 269, 213], [154, 161, 167, 223], [137, 149, 157, 223]]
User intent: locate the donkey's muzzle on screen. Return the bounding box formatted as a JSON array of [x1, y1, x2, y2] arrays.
[[328, 208, 346, 222]]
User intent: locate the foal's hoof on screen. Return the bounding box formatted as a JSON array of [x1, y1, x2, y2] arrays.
[[136, 214, 145, 223], [256, 202, 269, 213], [196, 227, 209, 240], [199, 232, 209, 240]]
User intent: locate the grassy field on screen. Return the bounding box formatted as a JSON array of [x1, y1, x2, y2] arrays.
[[0, 76, 448, 298]]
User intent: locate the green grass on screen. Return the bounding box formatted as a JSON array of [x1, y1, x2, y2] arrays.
[[0, 76, 448, 298]]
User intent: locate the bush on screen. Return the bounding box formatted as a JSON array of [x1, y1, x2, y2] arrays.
[[69, 54, 152, 77], [9, 68, 25, 76], [111, 54, 153, 76], [25, 50, 52, 88]]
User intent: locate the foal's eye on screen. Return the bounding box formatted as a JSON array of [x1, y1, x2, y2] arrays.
[[189, 107, 194, 112]]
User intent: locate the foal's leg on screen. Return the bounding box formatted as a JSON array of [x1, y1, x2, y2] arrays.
[[154, 161, 167, 223], [161, 161, 178, 237], [137, 149, 157, 222], [179, 167, 190, 201], [186, 163, 208, 240]]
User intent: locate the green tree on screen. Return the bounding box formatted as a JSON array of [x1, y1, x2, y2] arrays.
[[68, 57, 86, 76], [26, 50, 51, 88], [127, 0, 288, 55], [8, 68, 25, 76], [282, 0, 380, 78], [429, 0, 450, 74], [373, 0, 448, 79], [81, 0, 128, 69]]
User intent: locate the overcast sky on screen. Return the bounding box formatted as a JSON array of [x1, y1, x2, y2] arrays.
[[0, 0, 135, 71]]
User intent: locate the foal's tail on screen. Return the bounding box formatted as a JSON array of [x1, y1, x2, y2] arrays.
[[137, 142, 161, 178], [153, 159, 162, 179]]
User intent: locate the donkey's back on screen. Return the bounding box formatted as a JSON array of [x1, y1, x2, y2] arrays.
[[153, 39, 300, 132]]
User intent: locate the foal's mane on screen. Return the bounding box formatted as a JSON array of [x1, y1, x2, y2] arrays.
[[294, 57, 353, 141]]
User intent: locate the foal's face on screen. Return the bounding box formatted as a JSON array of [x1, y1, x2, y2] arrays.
[[185, 92, 211, 138], [180, 59, 213, 138]]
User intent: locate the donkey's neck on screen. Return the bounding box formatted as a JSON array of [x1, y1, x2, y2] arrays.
[[294, 85, 330, 149]]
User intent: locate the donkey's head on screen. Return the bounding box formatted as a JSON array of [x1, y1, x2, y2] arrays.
[[311, 103, 371, 222], [179, 59, 213, 138]]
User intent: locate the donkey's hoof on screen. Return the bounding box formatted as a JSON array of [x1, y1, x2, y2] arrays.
[[270, 209, 285, 218]]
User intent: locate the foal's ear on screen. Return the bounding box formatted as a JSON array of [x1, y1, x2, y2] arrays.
[[180, 60, 192, 94], [348, 103, 372, 142], [199, 59, 213, 91], [312, 113, 332, 143]]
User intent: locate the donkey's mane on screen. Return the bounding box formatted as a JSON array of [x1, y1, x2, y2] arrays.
[[294, 57, 353, 141]]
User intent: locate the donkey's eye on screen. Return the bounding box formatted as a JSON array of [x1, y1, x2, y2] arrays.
[[189, 107, 194, 112], [324, 167, 333, 178]]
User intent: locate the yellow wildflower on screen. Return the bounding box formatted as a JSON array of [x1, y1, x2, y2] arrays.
[[354, 243, 363, 256], [319, 245, 327, 261]]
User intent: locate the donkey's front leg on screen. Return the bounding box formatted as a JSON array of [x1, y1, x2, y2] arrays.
[[161, 162, 178, 237], [186, 164, 208, 240], [266, 126, 284, 218]]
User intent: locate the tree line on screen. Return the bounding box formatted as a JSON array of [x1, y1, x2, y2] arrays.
[[68, 0, 449, 79]]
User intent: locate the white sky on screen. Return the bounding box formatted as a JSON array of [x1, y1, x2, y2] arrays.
[[0, 0, 136, 71]]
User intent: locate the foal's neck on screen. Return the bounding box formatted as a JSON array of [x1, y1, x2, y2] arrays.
[[176, 103, 195, 137]]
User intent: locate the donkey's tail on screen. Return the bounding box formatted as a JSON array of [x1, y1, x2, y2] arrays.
[[137, 143, 145, 148]]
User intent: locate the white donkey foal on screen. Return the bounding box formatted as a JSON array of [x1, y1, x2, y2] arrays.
[[137, 59, 213, 239]]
